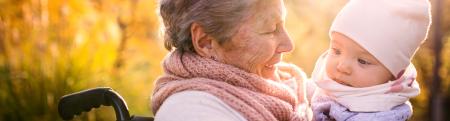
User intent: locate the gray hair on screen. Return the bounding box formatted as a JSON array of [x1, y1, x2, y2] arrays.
[[159, 0, 256, 53]]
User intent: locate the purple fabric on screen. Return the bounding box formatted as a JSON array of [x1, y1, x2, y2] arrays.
[[312, 93, 412, 121]]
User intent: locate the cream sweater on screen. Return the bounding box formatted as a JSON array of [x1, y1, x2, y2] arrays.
[[155, 91, 247, 121]]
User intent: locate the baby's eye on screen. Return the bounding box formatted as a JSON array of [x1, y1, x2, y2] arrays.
[[358, 58, 371, 65], [331, 48, 341, 55]]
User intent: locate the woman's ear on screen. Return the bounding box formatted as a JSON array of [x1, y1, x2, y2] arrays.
[[191, 22, 214, 57]]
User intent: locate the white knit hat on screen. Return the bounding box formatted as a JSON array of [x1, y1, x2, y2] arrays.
[[329, 0, 432, 78]]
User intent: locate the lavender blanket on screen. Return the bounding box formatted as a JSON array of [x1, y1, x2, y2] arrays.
[[312, 94, 412, 121]]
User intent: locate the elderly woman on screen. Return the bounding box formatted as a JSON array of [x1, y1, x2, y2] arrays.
[[151, 0, 310, 121]]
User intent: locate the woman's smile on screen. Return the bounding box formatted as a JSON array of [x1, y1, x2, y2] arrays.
[[265, 55, 282, 70]]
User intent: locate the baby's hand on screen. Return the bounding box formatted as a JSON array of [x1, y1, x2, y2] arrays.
[[276, 62, 308, 103], [277, 62, 307, 82]]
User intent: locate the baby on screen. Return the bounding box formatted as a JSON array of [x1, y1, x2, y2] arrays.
[[309, 0, 431, 121]]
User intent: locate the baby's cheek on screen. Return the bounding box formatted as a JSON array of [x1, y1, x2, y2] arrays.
[[358, 73, 387, 86], [325, 60, 337, 75]]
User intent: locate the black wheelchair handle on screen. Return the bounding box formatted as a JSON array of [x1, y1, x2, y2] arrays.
[[58, 87, 131, 121]]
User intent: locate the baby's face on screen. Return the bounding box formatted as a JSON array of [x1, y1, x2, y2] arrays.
[[325, 32, 393, 88]]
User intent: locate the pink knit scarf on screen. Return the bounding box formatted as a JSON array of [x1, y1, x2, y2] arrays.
[[152, 50, 307, 121]]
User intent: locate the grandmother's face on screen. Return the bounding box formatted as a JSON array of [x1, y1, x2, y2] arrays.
[[213, 0, 293, 81]]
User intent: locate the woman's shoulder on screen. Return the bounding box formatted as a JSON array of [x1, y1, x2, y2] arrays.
[[154, 91, 247, 121]]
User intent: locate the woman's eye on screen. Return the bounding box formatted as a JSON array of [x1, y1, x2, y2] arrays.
[[264, 26, 278, 34], [267, 28, 278, 34], [358, 58, 370, 65], [262, 30, 275, 35], [266, 30, 276, 34]]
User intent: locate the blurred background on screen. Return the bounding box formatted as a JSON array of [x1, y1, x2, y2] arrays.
[[0, 0, 448, 121]]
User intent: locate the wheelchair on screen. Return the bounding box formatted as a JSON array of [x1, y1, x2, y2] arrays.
[[58, 87, 154, 121]]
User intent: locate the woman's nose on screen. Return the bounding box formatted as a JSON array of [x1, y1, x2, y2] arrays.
[[276, 28, 294, 53], [337, 60, 352, 75]]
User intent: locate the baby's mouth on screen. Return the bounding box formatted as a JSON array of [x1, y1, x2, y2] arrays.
[[333, 78, 352, 87]]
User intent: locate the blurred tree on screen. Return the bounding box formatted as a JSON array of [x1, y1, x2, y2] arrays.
[[0, 0, 448, 121], [0, 0, 163, 120], [430, 0, 444, 120]]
